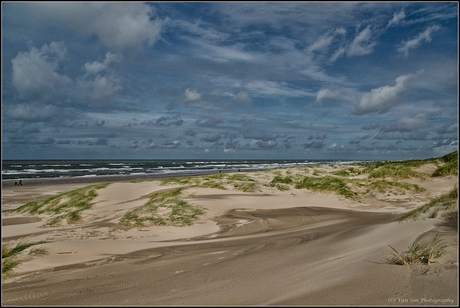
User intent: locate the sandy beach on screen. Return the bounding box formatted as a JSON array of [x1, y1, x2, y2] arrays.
[[1, 162, 458, 306]]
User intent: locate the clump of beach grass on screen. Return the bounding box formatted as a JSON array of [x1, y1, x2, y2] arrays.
[[388, 235, 448, 265], [2, 241, 49, 277], [200, 180, 227, 190], [330, 170, 350, 177], [119, 187, 205, 227], [432, 151, 458, 177], [268, 175, 294, 191], [159, 176, 196, 186], [275, 183, 290, 191], [367, 165, 424, 180], [227, 174, 254, 182], [11, 183, 110, 226], [398, 185, 458, 222], [233, 182, 259, 192], [269, 175, 293, 186], [366, 180, 426, 196], [295, 176, 358, 199]]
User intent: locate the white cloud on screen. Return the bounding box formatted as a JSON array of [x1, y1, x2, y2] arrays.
[[305, 89, 340, 111], [78, 52, 123, 104], [315, 89, 340, 104], [171, 19, 230, 42], [11, 41, 71, 100], [84, 52, 122, 75], [381, 113, 431, 132], [437, 122, 458, 134], [387, 10, 405, 27], [191, 40, 255, 63], [185, 89, 202, 101], [328, 143, 345, 151], [233, 91, 252, 106], [33, 3, 163, 52], [308, 35, 334, 53], [347, 25, 376, 56], [78, 74, 122, 104], [352, 73, 413, 115], [7, 103, 57, 122], [246, 80, 314, 98], [330, 46, 346, 62], [397, 25, 441, 57], [308, 27, 346, 53]]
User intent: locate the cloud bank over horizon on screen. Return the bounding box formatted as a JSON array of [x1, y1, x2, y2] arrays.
[[2, 2, 458, 160]]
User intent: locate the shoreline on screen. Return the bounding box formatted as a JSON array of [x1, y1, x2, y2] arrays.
[[1, 169, 238, 187]]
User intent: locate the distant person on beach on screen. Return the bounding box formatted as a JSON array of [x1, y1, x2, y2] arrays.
[[18, 180, 23, 186], [15, 182, 17, 186]]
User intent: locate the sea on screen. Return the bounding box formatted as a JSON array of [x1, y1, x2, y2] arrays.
[[1, 159, 366, 182]]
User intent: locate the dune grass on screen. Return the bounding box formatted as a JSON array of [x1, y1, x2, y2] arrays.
[[159, 176, 196, 186], [398, 185, 458, 222], [389, 235, 449, 265], [11, 183, 111, 226], [233, 182, 259, 192], [357, 150, 457, 178], [432, 152, 458, 177], [2, 241, 49, 276], [367, 165, 425, 180], [367, 180, 426, 195], [295, 176, 359, 199], [330, 169, 350, 177], [119, 187, 205, 227], [269, 175, 293, 186]]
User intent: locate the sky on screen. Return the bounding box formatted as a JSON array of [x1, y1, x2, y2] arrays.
[[1, 2, 458, 161]]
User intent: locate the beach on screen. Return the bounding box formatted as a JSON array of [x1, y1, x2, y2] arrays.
[[1, 162, 458, 306]]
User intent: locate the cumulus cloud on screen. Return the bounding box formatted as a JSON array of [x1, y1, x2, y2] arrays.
[[347, 25, 376, 56], [11, 41, 71, 100], [437, 122, 458, 134], [233, 91, 252, 106], [78, 74, 122, 104], [78, 52, 123, 104], [328, 143, 345, 151], [380, 114, 430, 132], [397, 25, 441, 57], [185, 88, 201, 101], [305, 88, 341, 111], [7, 103, 57, 122], [316, 89, 340, 103], [84, 52, 122, 75], [351, 73, 413, 115], [33, 3, 163, 52], [387, 10, 405, 27]]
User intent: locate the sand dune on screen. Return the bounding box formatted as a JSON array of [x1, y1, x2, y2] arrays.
[[1, 164, 458, 305]]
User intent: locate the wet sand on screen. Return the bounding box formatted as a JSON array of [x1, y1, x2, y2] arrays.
[[1, 166, 458, 306]]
